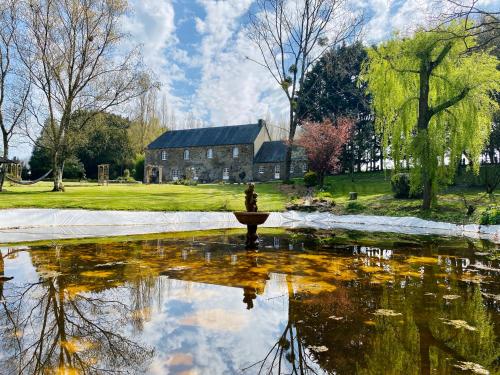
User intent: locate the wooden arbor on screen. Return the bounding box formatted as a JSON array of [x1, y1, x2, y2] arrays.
[[7, 162, 21, 180], [145, 165, 162, 184], [98, 164, 110, 186]]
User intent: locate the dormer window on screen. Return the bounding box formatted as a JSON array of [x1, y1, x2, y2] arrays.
[[232, 147, 239, 158], [207, 148, 213, 159], [161, 150, 167, 161], [183, 149, 190, 160]]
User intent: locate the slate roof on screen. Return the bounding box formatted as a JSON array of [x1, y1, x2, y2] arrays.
[[147, 123, 263, 149], [254, 141, 307, 163], [254, 141, 287, 163], [0, 156, 15, 164]]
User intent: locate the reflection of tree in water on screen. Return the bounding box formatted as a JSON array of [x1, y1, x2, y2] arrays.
[[244, 245, 498, 374], [0, 245, 156, 374]]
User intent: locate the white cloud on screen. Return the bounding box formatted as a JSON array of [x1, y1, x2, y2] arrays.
[[121, 0, 186, 111], [188, 0, 289, 127]]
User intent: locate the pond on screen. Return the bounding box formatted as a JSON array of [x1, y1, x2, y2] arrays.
[[0, 230, 499, 374]]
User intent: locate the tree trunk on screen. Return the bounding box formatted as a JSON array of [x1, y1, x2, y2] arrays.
[[418, 58, 432, 211], [0, 137, 8, 192], [318, 171, 325, 187], [284, 105, 297, 183], [52, 152, 64, 192]]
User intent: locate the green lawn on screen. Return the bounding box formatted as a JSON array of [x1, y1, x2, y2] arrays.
[[0, 181, 287, 212], [313, 171, 496, 224], [0, 173, 496, 224]]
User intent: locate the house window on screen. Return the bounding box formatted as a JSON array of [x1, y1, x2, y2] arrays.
[[258, 165, 265, 174], [302, 163, 307, 172], [207, 148, 213, 159], [183, 149, 190, 160], [161, 150, 167, 161], [172, 168, 179, 181], [232, 147, 239, 158], [222, 167, 229, 180]]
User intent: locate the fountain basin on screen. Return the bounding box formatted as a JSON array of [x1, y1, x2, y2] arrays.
[[233, 212, 270, 226]]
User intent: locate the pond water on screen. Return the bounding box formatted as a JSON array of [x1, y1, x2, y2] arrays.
[[0, 230, 499, 375]]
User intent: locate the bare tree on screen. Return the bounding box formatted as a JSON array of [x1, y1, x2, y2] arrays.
[[247, 0, 363, 181], [17, 0, 151, 191], [129, 84, 164, 155], [436, 0, 499, 50], [0, 1, 30, 192]]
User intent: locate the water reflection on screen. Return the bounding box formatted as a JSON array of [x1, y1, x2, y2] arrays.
[[0, 231, 498, 374]]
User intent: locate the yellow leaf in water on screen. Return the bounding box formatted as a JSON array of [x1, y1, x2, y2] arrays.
[[439, 318, 476, 331], [373, 309, 402, 317], [360, 265, 382, 273], [406, 256, 438, 265], [80, 270, 114, 278]]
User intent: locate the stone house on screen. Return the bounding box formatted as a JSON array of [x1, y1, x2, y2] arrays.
[[145, 119, 308, 183]]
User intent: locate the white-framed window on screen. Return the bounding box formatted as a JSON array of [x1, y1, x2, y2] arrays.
[[232, 147, 239, 158], [290, 164, 295, 173], [258, 165, 265, 174], [222, 167, 229, 180], [207, 148, 213, 159], [302, 163, 307, 172], [161, 150, 167, 161], [172, 168, 179, 181], [183, 149, 190, 160]]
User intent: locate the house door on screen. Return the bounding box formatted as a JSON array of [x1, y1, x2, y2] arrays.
[[222, 168, 229, 180], [274, 164, 280, 179]]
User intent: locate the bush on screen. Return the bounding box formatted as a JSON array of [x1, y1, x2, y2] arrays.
[[345, 201, 365, 212], [123, 169, 130, 179], [172, 179, 198, 186], [479, 207, 500, 225], [391, 173, 422, 198], [304, 171, 318, 187], [64, 156, 86, 180], [134, 156, 145, 182]]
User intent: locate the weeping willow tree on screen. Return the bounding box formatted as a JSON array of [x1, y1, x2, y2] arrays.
[[362, 24, 500, 210]]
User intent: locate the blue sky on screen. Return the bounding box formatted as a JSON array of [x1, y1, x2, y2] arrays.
[[10, 0, 498, 159]]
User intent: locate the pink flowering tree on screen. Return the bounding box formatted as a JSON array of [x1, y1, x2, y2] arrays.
[[297, 118, 354, 186]]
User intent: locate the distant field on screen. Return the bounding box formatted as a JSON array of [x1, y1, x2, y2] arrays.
[[0, 181, 287, 212]]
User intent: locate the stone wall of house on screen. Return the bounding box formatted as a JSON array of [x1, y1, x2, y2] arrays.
[[253, 160, 307, 182], [145, 143, 255, 183]]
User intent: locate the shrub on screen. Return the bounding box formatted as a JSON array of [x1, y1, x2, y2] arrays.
[[391, 173, 422, 198], [134, 156, 145, 181], [123, 169, 130, 179], [304, 171, 318, 187], [345, 201, 365, 212], [479, 207, 500, 225]]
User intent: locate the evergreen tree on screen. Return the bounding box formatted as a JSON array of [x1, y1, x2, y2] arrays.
[[297, 42, 380, 173]]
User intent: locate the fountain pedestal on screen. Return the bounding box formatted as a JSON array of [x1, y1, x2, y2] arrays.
[[233, 212, 270, 249]]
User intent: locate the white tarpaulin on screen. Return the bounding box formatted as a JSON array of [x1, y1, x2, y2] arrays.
[[0, 208, 499, 243]]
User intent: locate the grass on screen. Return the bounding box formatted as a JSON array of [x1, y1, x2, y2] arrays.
[[0, 172, 497, 224], [0, 181, 287, 212], [311, 171, 497, 224]]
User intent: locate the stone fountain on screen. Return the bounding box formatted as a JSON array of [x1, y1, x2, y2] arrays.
[[233, 183, 270, 249]]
